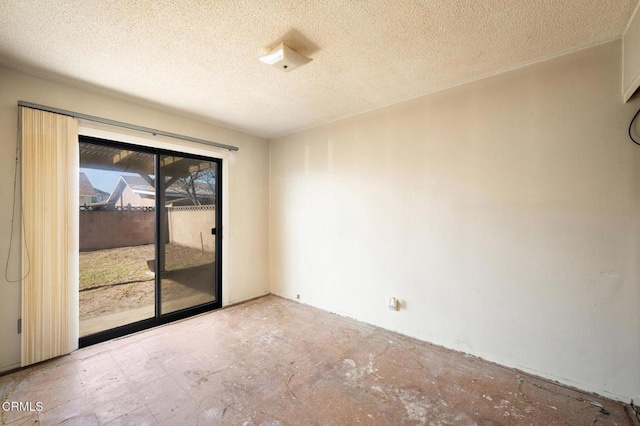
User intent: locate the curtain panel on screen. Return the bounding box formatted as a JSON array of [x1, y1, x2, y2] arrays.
[[20, 106, 79, 366]]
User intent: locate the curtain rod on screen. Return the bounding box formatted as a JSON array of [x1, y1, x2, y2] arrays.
[[18, 101, 239, 152]]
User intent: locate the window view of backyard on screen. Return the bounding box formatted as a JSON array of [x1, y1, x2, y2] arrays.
[[79, 141, 217, 337]]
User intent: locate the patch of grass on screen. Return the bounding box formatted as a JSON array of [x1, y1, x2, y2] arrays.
[[164, 244, 212, 271], [79, 243, 213, 291], [79, 245, 154, 290]]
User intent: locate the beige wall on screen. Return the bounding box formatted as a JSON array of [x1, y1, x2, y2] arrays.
[[624, 3, 640, 101], [0, 67, 270, 372], [167, 207, 216, 252], [270, 41, 640, 402]]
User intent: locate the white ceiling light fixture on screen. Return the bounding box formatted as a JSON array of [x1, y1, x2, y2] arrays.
[[259, 42, 312, 72]]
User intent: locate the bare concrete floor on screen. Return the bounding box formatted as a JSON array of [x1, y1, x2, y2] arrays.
[[0, 295, 636, 425]]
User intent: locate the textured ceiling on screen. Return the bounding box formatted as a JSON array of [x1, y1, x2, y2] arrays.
[[0, 1, 637, 138]]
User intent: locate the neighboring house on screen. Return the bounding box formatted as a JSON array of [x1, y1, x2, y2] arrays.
[[106, 175, 157, 208], [105, 175, 212, 208], [79, 172, 97, 206], [93, 188, 109, 204], [80, 172, 110, 206]]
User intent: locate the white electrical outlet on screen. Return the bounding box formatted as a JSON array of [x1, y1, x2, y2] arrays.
[[388, 297, 399, 311]]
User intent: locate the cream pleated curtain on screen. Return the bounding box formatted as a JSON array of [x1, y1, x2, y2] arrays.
[[20, 106, 79, 366]]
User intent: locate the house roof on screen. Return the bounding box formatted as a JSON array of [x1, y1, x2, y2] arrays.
[[105, 175, 213, 206], [79, 172, 96, 197], [120, 175, 154, 194], [94, 188, 110, 197], [119, 176, 213, 197], [0, 1, 636, 138]]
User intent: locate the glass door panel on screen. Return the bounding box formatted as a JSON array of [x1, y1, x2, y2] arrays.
[[78, 141, 156, 337], [159, 155, 217, 314]]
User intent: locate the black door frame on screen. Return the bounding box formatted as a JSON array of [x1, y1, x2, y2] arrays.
[[78, 135, 223, 347]]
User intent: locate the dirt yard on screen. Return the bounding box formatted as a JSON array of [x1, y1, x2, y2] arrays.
[[79, 244, 214, 320]]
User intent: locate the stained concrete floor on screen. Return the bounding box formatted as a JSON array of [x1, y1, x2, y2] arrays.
[[0, 295, 637, 425]]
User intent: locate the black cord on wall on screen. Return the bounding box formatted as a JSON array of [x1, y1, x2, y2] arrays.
[[5, 132, 30, 283], [629, 107, 640, 146]]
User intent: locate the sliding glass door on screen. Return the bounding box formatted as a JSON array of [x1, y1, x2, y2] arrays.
[[159, 154, 218, 314], [78, 136, 221, 345]]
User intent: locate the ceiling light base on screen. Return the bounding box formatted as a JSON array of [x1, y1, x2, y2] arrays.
[[259, 43, 312, 72]]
